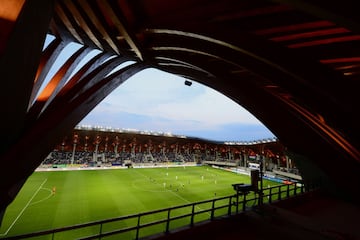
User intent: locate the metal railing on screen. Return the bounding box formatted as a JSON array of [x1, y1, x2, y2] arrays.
[[3, 182, 308, 240]]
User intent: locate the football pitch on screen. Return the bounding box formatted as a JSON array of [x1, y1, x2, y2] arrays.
[[0, 166, 279, 239]]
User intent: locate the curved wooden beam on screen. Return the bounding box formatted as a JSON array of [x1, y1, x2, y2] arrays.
[[29, 37, 68, 106]]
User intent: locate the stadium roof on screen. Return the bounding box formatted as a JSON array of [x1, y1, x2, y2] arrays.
[[74, 124, 278, 145], [1, 0, 360, 215]]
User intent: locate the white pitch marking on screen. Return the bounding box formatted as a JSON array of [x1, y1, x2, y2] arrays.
[[0, 178, 48, 236]]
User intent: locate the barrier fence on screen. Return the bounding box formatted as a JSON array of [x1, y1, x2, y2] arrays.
[[4, 182, 309, 240]]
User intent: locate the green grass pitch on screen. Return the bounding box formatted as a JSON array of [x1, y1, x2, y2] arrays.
[[0, 166, 279, 239]]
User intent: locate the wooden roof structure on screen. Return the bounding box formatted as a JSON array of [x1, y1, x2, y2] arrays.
[[1, 0, 360, 220]]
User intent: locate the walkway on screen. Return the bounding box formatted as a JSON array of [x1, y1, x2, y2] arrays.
[[146, 191, 360, 240]]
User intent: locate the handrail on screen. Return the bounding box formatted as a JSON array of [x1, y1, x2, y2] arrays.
[[2, 182, 309, 240]]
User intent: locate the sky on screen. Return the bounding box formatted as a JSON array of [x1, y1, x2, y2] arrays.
[[43, 35, 275, 142], [78, 68, 275, 142]]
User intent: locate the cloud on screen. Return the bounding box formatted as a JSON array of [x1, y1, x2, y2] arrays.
[[80, 110, 274, 141], [150, 86, 261, 125], [92, 68, 262, 124], [80, 68, 275, 141]]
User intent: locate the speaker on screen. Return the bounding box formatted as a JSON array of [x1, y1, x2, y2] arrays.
[[184, 80, 192, 86]]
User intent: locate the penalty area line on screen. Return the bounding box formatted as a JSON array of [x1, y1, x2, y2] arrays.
[[0, 178, 48, 237], [30, 188, 53, 206]]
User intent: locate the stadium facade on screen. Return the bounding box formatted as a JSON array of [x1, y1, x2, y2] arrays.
[[43, 125, 293, 176]]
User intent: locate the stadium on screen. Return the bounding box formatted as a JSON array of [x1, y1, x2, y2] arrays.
[[1, 1, 360, 240], [1, 126, 304, 239], [44, 125, 285, 171]]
